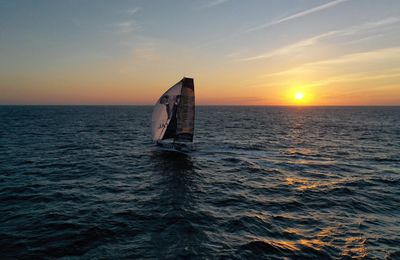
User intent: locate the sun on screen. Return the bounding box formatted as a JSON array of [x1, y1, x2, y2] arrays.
[[286, 86, 313, 105], [294, 91, 304, 100]]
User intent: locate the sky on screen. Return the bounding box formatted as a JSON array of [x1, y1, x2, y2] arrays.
[[1, 0, 400, 105]]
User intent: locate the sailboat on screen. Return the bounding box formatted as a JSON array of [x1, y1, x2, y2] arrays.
[[151, 77, 195, 153]]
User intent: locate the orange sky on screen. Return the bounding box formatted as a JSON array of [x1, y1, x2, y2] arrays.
[[1, 1, 399, 105]]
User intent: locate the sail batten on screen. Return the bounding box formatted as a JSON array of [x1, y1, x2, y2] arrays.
[[151, 77, 195, 144]]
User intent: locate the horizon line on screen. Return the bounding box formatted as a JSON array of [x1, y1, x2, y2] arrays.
[[1, 104, 399, 107]]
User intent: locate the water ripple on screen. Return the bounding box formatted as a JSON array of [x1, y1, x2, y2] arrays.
[[1, 106, 399, 258]]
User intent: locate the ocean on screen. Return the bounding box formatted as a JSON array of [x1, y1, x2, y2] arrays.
[[0, 106, 399, 259]]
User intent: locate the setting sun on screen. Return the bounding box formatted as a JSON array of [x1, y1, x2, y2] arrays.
[[287, 88, 313, 105], [295, 92, 304, 100]]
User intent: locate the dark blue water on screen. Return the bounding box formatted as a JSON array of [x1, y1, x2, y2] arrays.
[[1, 106, 399, 259]]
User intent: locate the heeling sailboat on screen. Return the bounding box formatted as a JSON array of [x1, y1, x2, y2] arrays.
[[151, 77, 195, 152]]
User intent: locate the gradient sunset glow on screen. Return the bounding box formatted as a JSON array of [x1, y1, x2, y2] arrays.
[[1, 0, 399, 105]]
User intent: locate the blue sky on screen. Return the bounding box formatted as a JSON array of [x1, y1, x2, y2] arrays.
[[1, 0, 399, 105]]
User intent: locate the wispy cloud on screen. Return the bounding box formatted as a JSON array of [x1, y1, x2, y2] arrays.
[[241, 17, 400, 61], [318, 69, 400, 86], [260, 47, 400, 82], [332, 16, 400, 37], [246, 0, 349, 32], [112, 7, 142, 36], [199, 0, 229, 9], [199, 0, 348, 48], [342, 34, 383, 45], [243, 47, 400, 104], [306, 47, 400, 66], [318, 83, 400, 103], [113, 20, 141, 34], [126, 7, 140, 16], [270, 68, 400, 90], [240, 38, 318, 61]]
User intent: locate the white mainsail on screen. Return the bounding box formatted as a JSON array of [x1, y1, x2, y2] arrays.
[[151, 78, 195, 143]]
